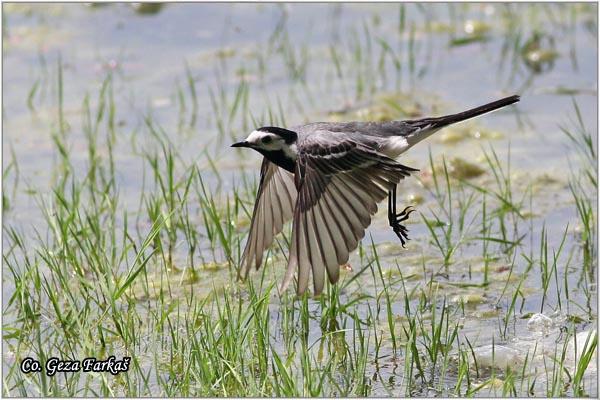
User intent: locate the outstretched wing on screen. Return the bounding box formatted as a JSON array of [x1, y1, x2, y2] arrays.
[[239, 158, 297, 279], [281, 135, 418, 295]]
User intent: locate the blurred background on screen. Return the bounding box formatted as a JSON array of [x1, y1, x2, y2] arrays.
[[3, 3, 597, 215], [2, 3, 597, 397]]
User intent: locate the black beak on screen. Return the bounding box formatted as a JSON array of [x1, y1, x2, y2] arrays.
[[231, 141, 250, 148]]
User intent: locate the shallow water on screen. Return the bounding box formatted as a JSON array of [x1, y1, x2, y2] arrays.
[[2, 3, 597, 397]]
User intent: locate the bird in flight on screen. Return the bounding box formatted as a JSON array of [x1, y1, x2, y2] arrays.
[[232, 95, 520, 295]]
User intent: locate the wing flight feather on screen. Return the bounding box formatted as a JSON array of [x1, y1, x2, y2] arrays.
[[239, 159, 297, 279], [281, 136, 418, 295]]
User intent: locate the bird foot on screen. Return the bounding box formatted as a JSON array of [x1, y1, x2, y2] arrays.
[[390, 206, 416, 248], [340, 263, 353, 272]]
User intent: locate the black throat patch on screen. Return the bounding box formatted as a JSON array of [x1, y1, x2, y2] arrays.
[[256, 149, 295, 173]]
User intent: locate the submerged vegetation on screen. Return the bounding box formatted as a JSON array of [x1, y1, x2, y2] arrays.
[[2, 3, 597, 397]]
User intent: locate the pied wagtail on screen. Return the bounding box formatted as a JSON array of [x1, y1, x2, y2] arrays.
[[232, 95, 520, 295]]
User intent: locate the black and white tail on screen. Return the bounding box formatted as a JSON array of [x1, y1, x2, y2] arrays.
[[404, 95, 520, 147], [424, 95, 520, 129], [406, 95, 521, 129]]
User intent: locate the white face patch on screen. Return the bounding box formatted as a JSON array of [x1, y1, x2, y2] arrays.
[[245, 130, 270, 145], [244, 130, 297, 160], [284, 143, 298, 160]]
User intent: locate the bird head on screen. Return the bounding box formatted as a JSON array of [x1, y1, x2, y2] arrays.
[[231, 127, 297, 154]]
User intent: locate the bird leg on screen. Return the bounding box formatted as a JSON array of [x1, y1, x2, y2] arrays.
[[388, 184, 416, 248]]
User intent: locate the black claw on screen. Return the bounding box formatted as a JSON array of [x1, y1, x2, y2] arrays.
[[388, 184, 418, 247], [392, 223, 410, 247], [395, 206, 416, 222]]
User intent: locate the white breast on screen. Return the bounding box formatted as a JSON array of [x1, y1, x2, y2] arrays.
[[379, 136, 411, 158], [379, 125, 442, 158]]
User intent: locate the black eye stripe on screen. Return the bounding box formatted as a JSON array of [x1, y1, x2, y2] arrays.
[[262, 136, 273, 143]]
